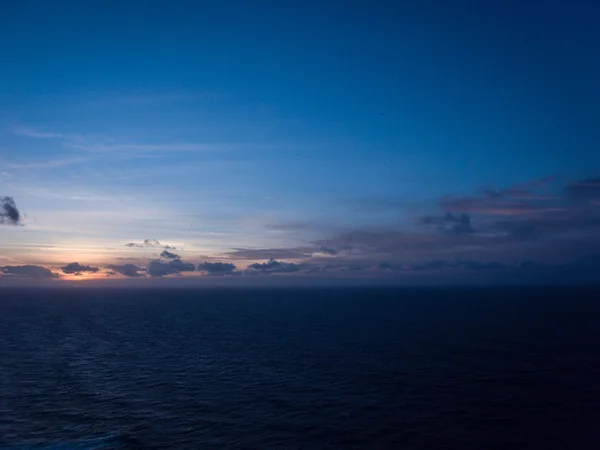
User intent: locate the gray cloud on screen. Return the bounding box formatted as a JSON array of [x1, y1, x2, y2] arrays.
[[61, 262, 100, 274], [410, 260, 505, 271], [197, 261, 236, 273], [106, 264, 146, 277], [343, 264, 370, 271], [378, 262, 396, 270], [421, 212, 475, 235], [1, 265, 58, 278], [0, 196, 22, 225], [565, 178, 600, 206], [225, 248, 312, 260], [147, 259, 195, 277], [160, 250, 180, 260], [319, 246, 338, 255], [247, 259, 300, 274], [125, 239, 176, 249]]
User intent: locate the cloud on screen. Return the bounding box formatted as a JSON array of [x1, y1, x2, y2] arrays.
[[410, 260, 505, 271], [1, 265, 58, 278], [319, 246, 338, 255], [197, 261, 236, 273], [106, 264, 146, 277], [147, 259, 195, 277], [11, 126, 229, 154], [565, 178, 600, 206], [378, 262, 399, 270], [0, 197, 22, 225], [343, 264, 370, 271], [12, 126, 69, 140], [160, 250, 180, 260], [225, 248, 311, 260], [61, 262, 100, 274], [247, 259, 300, 274], [439, 178, 565, 217], [421, 212, 475, 235], [125, 239, 176, 249]]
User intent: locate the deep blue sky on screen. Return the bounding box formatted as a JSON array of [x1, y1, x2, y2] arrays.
[[1, 0, 599, 284]]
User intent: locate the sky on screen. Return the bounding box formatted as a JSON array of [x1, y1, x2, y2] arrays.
[[1, 0, 600, 285]]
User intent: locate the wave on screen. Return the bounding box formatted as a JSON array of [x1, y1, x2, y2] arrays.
[[0, 433, 142, 449]]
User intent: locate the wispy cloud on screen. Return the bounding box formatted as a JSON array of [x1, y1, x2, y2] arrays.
[[68, 142, 232, 153], [89, 91, 226, 107], [5, 157, 88, 170], [11, 126, 71, 140], [224, 247, 312, 260], [11, 125, 300, 158]]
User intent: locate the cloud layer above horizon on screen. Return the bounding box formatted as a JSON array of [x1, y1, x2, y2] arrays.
[[1, 1, 599, 285]]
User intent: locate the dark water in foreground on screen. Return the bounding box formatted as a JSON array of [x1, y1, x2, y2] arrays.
[[1, 287, 599, 449]]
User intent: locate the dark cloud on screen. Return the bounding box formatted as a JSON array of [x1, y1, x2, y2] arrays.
[[0, 196, 22, 225], [1, 265, 58, 278], [410, 260, 505, 271], [106, 264, 146, 277], [411, 260, 449, 271], [61, 262, 100, 274], [197, 261, 236, 273], [343, 264, 370, 271], [147, 259, 195, 277], [314, 174, 600, 271], [247, 259, 300, 274], [225, 248, 311, 260], [378, 262, 396, 270], [458, 260, 505, 270], [125, 239, 176, 249], [439, 177, 564, 217], [421, 212, 475, 235], [160, 250, 180, 260], [319, 246, 338, 255], [565, 178, 600, 206]]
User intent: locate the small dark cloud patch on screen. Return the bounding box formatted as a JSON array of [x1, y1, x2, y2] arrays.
[[61, 262, 100, 274], [197, 261, 236, 273], [459, 260, 505, 270], [0, 196, 22, 225], [125, 239, 176, 249], [1, 265, 58, 278], [410, 260, 505, 271], [421, 212, 474, 235], [147, 259, 195, 277], [226, 248, 311, 260], [247, 259, 300, 274], [343, 264, 369, 271], [411, 260, 449, 271], [160, 250, 180, 260], [107, 264, 146, 277], [319, 246, 338, 255]]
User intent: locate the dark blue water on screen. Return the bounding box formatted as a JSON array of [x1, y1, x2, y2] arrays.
[[1, 287, 599, 449]]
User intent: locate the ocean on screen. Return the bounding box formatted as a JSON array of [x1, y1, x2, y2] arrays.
[[1, 287, 599, 449]]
